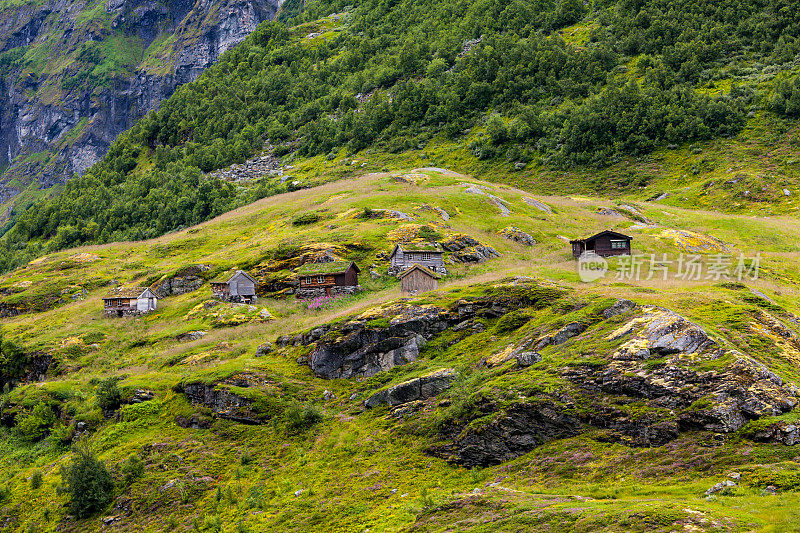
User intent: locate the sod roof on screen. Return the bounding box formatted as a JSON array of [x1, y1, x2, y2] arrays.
[[296, 261, 358, 275]]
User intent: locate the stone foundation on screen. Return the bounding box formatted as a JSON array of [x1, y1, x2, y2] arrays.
[[104, 309, 151, 318], [296, 285, 362, 300]]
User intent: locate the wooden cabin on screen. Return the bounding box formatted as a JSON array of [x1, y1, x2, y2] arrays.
[[210, 270, 258, 303], [570, 230, 632, 258], [399, 264, 441, 295], [296, 261, 361, 298], [103, 287, 158, 317], [389, 244, 446, 275]]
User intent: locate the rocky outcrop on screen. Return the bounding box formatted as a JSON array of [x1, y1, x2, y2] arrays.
[[745, 421, 800, 445], [177, 374, 270, 424], [603, 299, 636, 318], [208, 153, 283, 182], [430, 400, 584, 467], [431, 305, 800, 466], [364, 369, 457, 408], [0, 0, 281, 197], [440, 234, 500, 263], [154, 264, 210, 297], [0, 350, 51, 392], [498, 226, 535, 246], [176, 330, 207, 342], [288, 282, 565, 379], [535, 321, 585, 349]]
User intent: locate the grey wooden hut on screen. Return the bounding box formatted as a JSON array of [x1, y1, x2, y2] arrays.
[[389, 244, 446, 275], [103, 287, 158, 317], [399, 264, 441, 295], [210, 270, 258, 303]]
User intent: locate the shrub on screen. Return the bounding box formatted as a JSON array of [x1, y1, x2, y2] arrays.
[[30, 470, 43, 490], [291, 212, 321, 226], [15, 402, 57, 442], [418, 225, 442, 242], [62, 446, 114, 518], [120, 455, 145, 486], [284, 402, 322, 433], [96, 376, 122, 413]]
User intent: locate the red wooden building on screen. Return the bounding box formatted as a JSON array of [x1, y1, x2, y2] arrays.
[[570, 230, 632, 258]]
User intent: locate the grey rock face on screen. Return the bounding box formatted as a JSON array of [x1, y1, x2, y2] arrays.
[[155, 264, 210, 297], [179, 379, 264, 424], [603, 299, 636, 318], [515, 351, 541, 367], [364, 369, 457, 408], [432, 304, 800, 467], [536, 322, 584, 349], [0, 0, 281, 197]]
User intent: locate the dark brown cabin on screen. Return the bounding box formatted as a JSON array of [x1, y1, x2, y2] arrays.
[[296, 261, 361, 297], [399, 263, 441, 295], [570, 230, 632, 258]]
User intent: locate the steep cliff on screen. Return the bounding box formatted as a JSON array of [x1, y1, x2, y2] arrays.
[[0, 0, 282, 202]]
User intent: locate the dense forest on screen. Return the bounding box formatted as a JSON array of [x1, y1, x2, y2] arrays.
[[1, 0, 799, 272]]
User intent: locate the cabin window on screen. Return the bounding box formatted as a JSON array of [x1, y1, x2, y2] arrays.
[[317, 275, 325, 283], [611, 240, 627, 249], [422, 253, 431, 260], [305, 277, 312, 284]]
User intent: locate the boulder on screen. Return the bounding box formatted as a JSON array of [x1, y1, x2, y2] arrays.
[[177, 330, 207, 342], [129, 389, 155, 403], [536, 322, 584, 348], [603, 299, 636, 318], [255, 342, 273, 357], [499, 226, 535, 246], [365, 369, 458, 408], [440, 233, 501, 263], [705, 480, 736, 496]]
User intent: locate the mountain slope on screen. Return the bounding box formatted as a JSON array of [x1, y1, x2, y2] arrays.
[[0, 0, 282, 203], [2, 171, 800, 530], [3, 0, 800, 274]]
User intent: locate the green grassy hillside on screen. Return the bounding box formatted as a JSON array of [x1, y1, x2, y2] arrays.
[[3, 0, 800, 273], [3, 169, 800, 531]]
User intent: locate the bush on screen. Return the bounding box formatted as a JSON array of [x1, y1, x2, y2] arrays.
[[15, 402, 57, 442], [284, 402, 323, 433], [30, 470, 43, 490], [62, 446, 114, 518], [96, 376, 122, 413], [291, 212, 321, 226], [120, 455, 145, 486], [418, 225, 442, 242]]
